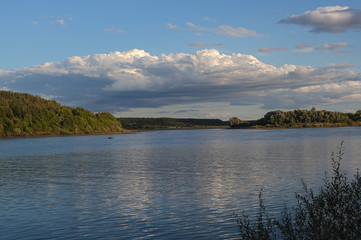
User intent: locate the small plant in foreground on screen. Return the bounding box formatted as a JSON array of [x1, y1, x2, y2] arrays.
[[234, 142, 361, 240]]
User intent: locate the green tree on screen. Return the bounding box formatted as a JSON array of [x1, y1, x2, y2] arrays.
[[0, 91, 124, 137], [229, 117, 243, 127]]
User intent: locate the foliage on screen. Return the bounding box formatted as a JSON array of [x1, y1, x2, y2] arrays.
[[230, 107, 361, 129], [0, 91, 123, 137], [118, 117, 229, 129], [229, 117, 250, 128], [229, 117, 242, 127], [234, 142, 361, 239]]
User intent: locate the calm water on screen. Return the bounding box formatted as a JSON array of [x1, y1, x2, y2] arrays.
[[1, 127, 361, 239]]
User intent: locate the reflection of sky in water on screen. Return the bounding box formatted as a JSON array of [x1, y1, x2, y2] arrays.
[[1, 127, 361, 239]]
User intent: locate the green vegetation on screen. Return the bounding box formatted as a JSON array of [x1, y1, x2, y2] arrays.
[[234, 142, 361, 239], [0, 91, 123, 137], [3, 90, 360, 137], [118, 117, 229, 130], [230, 107, 361, 129]]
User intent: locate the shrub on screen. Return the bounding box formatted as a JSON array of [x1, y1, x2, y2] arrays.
[[234, 142, 361, 239]]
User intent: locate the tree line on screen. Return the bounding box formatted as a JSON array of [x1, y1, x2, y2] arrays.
[[118, 117, 229, 129], [0, 91, 123, 137], [230, 107, 361, 128]]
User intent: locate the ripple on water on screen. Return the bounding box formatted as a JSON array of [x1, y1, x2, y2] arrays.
[[1, 128, 361, 239]]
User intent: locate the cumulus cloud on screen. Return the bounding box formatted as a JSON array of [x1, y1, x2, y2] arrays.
[[0, 49, 360, 113], [279, 6, 361, 33]]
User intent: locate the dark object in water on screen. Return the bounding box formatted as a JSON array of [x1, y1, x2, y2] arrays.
[[108, 136, 113, 139]]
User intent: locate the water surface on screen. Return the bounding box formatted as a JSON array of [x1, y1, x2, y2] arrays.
[[1, 127, 361, 239]]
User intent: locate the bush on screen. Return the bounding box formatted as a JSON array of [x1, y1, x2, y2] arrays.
[[234, 142, 361, 239]]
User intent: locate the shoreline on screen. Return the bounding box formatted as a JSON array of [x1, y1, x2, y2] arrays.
[[230, 123, 361, 130], [0, 130, 138, 140], [2, 125, 360, 139]]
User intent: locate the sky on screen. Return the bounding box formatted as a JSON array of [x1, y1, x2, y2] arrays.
[[1, 0, 361, 120]]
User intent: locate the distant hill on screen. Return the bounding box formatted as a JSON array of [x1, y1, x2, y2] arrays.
[[118, 117, 229, 130], [0, 91, 124, 137]]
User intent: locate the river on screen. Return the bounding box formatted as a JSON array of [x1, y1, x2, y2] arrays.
[[1, 127, 361, 239]]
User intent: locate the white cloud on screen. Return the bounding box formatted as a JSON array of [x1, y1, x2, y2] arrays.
[[315, 42, 348, 50], [105, 27, 125, 34], [295, 81, 361, 93], [258, 47, 288, 53], [279, 6, 361, 33], [169, 22, 260, 37], [295, 47, 315, 53], [204, 17, 217, 22], [295, 42, 349, 53], [166, 23, 182, 30], [51, 19, 66, 26], [0, 49, 360, 113], [205, 112, 232, 119], [325, 63, 353, 69], [296, 43, 308, 49], [185, 22, 207, 31], [216, 25, 258, 37], [203, 17, 217, 22]]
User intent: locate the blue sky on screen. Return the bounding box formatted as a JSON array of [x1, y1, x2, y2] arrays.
[[1, 0, 361, 120]]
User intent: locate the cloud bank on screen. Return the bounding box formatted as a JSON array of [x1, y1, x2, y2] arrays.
[[0, 49, 360, 114], [279, 6, 361, 33]]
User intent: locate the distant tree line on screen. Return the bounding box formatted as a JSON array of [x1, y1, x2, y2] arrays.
[[118, 117, 229, 130], [230, 107, 361, 128], [0, 91, 123, 137]]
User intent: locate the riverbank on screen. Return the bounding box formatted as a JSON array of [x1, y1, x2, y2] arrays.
[[231, 122, 361, 130], [4, 124, 361, 139], [0, 129, 134, 139], [230, 108, 361, 129]]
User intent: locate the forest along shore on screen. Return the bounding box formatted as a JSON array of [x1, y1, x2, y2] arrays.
[[0, 91, 124, 138], [117, 117, 229, 130], [2, 90, 361, 138], [229, 107, 361, 129]]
